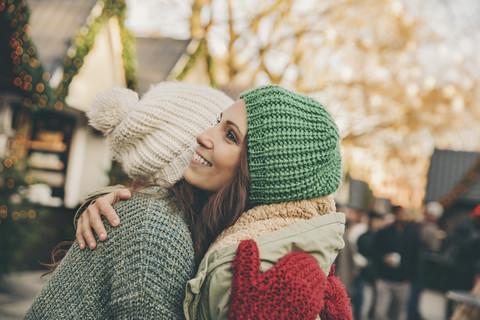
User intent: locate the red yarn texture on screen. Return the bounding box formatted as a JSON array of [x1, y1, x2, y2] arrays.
[[229, 239, 352, 320], [320, 265, 353, 320], [229, 239, 320, 319]]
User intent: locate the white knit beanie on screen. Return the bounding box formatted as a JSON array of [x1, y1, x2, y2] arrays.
[[87, 81, 233, 186]]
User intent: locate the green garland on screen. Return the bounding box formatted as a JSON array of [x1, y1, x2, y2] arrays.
[[176, 37, 218, 88], [439, 158, 480, 210], [0, 0, 57, 111], [1, 0, 136, 112], [55, 0, 137, 104]]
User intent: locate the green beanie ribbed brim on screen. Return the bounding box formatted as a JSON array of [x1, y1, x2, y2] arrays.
[[239, 85, 342, 207]]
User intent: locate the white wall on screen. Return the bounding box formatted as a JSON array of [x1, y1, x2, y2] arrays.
[[64, 125, 111, 208], [66, 17, 127, 112]]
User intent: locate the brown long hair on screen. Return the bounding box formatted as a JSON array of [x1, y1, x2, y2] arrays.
[[41, 240, 73, 276], [170, 136, 250, 263]]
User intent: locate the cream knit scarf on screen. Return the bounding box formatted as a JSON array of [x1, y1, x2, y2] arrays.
[[206, 195, 336, 255]]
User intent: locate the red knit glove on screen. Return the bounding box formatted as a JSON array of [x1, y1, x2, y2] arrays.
[[321, 265, 353, 320], [229, 239, 327, 320]]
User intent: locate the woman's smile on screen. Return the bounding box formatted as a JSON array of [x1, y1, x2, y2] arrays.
[[191, 151, 212, 167]]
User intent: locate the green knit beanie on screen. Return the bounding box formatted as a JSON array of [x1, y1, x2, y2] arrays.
[[239, 85, 342, 207]]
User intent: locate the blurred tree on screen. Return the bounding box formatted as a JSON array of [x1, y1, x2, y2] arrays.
[[0, 132, 49, 278], [173, 0, 480, 208]]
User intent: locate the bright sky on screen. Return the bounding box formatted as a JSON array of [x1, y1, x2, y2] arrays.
[[125, 0, 479, 35], [125, 0, 192, 38], [125, 0, 480, 81], [404, 0, 480, 78]]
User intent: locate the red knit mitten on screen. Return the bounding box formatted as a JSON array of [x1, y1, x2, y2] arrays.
[[320, 265, 353, 320], [229, 239, 327, 320]]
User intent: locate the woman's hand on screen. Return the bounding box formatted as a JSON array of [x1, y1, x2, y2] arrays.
[[76, 189, 132, 250]]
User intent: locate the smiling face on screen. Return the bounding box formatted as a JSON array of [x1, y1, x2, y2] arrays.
[[184, 99, 248, 192]]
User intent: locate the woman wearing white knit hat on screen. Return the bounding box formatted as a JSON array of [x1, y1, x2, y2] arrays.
[[25, 81, 233, 320], [73, 81, 234, 247]]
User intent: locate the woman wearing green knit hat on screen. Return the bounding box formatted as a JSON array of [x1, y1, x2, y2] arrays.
[[75, 84, 350, 319], [185, 84, 349, 320]]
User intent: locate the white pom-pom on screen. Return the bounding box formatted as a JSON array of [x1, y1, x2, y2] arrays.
[[87, 87, 139, 135]]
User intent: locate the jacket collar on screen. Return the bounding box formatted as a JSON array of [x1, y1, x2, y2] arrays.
[[206, 195, 336, 255]]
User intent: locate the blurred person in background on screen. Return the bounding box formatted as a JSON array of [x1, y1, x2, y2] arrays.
[[373, 205, 420, 320], [344, 208, 369, 320], [337, 207, 368, 295], [450, 206, 480, 320], [443, 204, 480, 318], [407, 201, 444, 320], [336, 205, 369, 317], [357, 210, 386, 320]]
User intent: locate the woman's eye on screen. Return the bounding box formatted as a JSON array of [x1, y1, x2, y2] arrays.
[[226, 130, 238, 143]]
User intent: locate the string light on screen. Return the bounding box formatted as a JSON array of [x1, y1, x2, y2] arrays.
[[3, 0, 57, 111], [24, 175, 34, 184], [6, 179, 15, 188], [11, 211, 20, 221], [0, 206, 7, 219], [4, 159, 13, 168], [27, 210, 36, 219]]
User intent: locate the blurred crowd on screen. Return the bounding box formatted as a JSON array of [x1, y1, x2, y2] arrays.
[[335, 202, 480, 320]]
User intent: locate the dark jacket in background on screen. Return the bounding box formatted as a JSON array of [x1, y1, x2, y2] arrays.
[[373, 223, 420, 283], [357, 230, 377, 284]]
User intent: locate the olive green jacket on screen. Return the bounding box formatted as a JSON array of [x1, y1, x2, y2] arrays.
[[184, 207, 346, 320]]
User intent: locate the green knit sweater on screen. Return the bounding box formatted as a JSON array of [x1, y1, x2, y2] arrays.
[[25, 187, 195, 320]]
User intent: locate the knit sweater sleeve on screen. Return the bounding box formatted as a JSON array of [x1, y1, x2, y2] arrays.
[[25, 189, 195, 319], [109, 192, 196, 319]]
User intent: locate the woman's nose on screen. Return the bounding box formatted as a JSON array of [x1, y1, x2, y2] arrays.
[[196, 128, 214, 149]]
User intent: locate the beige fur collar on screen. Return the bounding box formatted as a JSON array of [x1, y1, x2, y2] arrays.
[[206, 195, 336, 255]]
